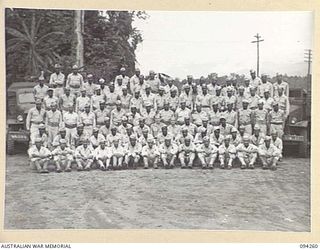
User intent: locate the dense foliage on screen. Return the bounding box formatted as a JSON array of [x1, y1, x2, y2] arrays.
[[5, 8, 147, 85]]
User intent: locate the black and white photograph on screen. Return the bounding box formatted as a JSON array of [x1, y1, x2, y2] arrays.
[[4, 9, 312, 231]]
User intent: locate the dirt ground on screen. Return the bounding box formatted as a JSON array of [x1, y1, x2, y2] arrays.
[[4, 151, 310, 231]]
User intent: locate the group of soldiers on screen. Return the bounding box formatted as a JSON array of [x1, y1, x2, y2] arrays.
[[27, 64, 288, 173]]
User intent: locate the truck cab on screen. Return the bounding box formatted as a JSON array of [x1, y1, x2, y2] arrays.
[[6, 82, 38, 154]]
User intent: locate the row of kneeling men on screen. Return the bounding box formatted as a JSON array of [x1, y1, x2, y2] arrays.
[[28, 126, 283, 173]]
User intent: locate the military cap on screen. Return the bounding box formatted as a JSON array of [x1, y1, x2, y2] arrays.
[[185, 137, 191, 141], [182, 127, 188, 132], [254, 124, 260, 130], [83, 138, 89, 143], [59, 139, 67, 144], [109, 81, 115, 86], [215, 86, 221, 91], [226, 100, 233, 106], [149, 70, 155, 74], [242, 99, 249, 103], [144, 83, 151, 89], [87, 74, 93, 78], [54, 63, 61, 68], [238, 86, 245, 90], [50, 103, 57, 108], [145, 101, 152, 107], [122, 86, 128, 90], [244, 77, 250, 81], [52, 141, 60, 147], [35, 138, 43, 143], [250, 69, 256, 74], [272, 102, 279, 106], [180, 99, 186, 104], [224, 135, 232, 140], [99, 139, 106, 144], [164, 136, 172, 141], [135, 67, 140, 72], [80, 87, 86, 92], [130, 104, 137, 109], [142, 127, 149, 133], [170, 87, 177, 92], [226, 86, 233, 92], [59, 127, 66, 132], [84, 103, 90, 108], [47, 88, 54, 92], [239, 125, 245, 130], [116, 100, 122, 105], [162, 124, 168, 128], [231, 127, 238, 133], [35, 99, 42, 105], [202, 116, 209, 122], [99, 78, 105, 84], [243, 134, 250, 141], [129, 135, 137, 140], [99, 100, 105, 104], [264, 136, 271, 141], [198, 127, 206, 133], [72, 65, 78, 70], [111, 127, 117, 131], [212, 101, 219, 106], [159, 86, 165, 91], [249, 85, 256, 90], [271, 130, 278, 135], [195, 102, 202, 107], [203, 136, 210, 142], [64, 86, 70, 91], [191, 82, 197, 87], [187, 75, 193, 79], [184, 116, 190, 120], [219, 114, 226, 120], [183, 84, 190, 89], [261, 73, 267, 77], [147, 137, 154, 143], [104, 117, 110, 122], [263, 88, 270, 93], [201, 84, 208, 89], [116, 75, 123, 80], [214, 126, 220, 131], [258, 99, 264, 104], [39, 123, 46, 129], [121, 116, 128, 121], [39, 76, 45, 81], [155, 113, 161, 119], [93, 127, 99, 133], [120, 67, 126, 72], [77, 123, 84, 128]]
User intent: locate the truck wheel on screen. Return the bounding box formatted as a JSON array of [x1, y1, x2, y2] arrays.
[[298, 128, 309, 158], [7, 139, 15, 155]]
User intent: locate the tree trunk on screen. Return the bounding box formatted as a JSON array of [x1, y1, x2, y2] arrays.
[[74, 10, 84, 67]]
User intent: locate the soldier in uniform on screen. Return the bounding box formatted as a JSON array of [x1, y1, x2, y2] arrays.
[[274, 86, 290, 119], [70, 123, 88, 149], [250, 124, 265, 147], [211, 86, 225, 111], [273, 73, 289, 97], [196, 84, 212, 114], [258, 135, 279, 170], [141, 101, 156, 127], [179, 84, 193, 110], [268, 102, 285, 138], [89, 127, 105, 149], [129, 68, 141, 94], [106, 127, 122, 147], [59, 87, 75, 113], [159, 136, 178, 169], [236, 135, 258, 169], [175, 100, 192, 125], [243, 78, 251, 98], [146, 70, 161, 93], [79, 103, 96, 136], [180, 117, 197, 137], [75, 88, 91, 113], [196, 136, 218, 169], [110, 138, 125, 170], [270, 130, 283, 161], [45, 103, 62, 147], [236, 86, 246, 110], [167, 88, 179, 112], [128, 105, 142, 127], [51, 139, 73, 172], [28, 138, 52, 173], [26, 99, 46, 139], [208, 102, 221, 126], [99, 117, 112, 138], [75, 138, 94, 171], [249, 69, 262, 89], [154, 86, 166, 111], [178, 137, 196, 169], [258, 73, 273, 97], [224, 101, 238, 127], [247, 86, 260, 110], [238, 99, 253, 135], [210, 126, 224, 148], [218, 135, 237, 169], [192, 103, 208, 127], [110, 100, 126, 126], [164, 78, 178, 95], [91, 85, 105, 111], [118, 86, 132, 112], [159, 102, 175, 125], [82, 74, 96, 98], [219, 114, 234, 137], [261, 89, 274, 112], [176, 127, 193, 146], [230, 127, 242, 147], [105, 82, 119, 114], [124, 135, 142, 169], [253, 99, 268, 135], [223, 87, 237, 108], [130, 90, 143, 113], [94, 101, 108, 128], [49, 64, 65, 98], [66, 65, 83, 97], [52, 127, 69, 149], [43, 88, 58, 110], [33, 76, 49, 102], [133, 118, 151, 138], [63, 104, 79, 143], [30, 123, 49, 148], [132, 75, 146, 95], [152, 114, 164, 139], [94, 139, 111, 171], [142, 138, 160, 169]]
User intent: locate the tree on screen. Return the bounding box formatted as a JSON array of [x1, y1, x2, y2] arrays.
[[5, 8, 73, 82]]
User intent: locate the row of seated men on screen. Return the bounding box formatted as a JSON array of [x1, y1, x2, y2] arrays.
[[28, 118, 283, 173]]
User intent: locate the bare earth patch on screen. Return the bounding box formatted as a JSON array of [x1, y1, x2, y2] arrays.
[[5, 154, 310, 231]]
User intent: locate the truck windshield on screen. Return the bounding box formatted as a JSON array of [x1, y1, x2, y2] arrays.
[[18, 92, 35, 104]]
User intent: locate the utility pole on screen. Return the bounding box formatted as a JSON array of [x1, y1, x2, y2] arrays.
[[74, 10, 84, 67], [304, 49, 312, 77], [304, 49, 312, 120], [251, 33, 264, 76]]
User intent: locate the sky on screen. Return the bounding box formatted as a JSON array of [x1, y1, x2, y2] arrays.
[[133, 11, 313, 79]]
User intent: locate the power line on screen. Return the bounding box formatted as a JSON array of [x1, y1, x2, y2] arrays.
[[304, 49, 312, 76], [251, 33, 264, 76]]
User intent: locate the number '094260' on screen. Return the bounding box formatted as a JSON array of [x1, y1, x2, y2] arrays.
[[300, 244, 318, 248]]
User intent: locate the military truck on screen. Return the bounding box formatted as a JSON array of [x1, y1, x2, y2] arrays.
[[283, 88, 311, 157], [6, 82, 37, 154]]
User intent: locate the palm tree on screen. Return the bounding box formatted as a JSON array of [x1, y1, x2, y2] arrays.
[[6, 9, 65, 77]]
